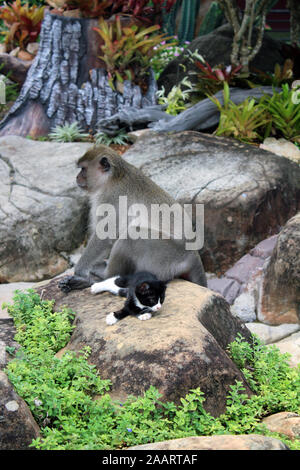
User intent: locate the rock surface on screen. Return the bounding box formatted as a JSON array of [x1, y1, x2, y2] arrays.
[[0, 370, 41, 449], [258, 212, 300, 325], [273, 331, 300, 368], [37, 277, 252, 416], [0, 136, 92, 282], [0, 282, 37, 319], [129, 434, 289, 450], [260, 138, 300, 165], [262, 412, 300, 440], [123, 132, 300, 273], [207, 235, 278, 321], [246, 322, 300, 345]]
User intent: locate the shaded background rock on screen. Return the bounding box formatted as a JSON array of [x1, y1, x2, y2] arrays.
[[0, 136, 92, 282], [258, 212, 300, 325], [158, 24, 287, 95], [123, 132, 300, 274], [37, 278, 252, 417], [0, 370, 40, 449]]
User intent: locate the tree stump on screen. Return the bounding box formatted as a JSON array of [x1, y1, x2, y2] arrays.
[[0, 12, 157, 138]]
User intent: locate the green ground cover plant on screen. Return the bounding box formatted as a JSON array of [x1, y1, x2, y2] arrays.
[[3, 290, 300, 450]]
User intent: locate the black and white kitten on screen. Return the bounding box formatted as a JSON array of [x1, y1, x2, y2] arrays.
[[91, 272, 167, 325]]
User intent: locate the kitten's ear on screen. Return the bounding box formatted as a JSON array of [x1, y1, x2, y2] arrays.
[[137, 282, 149, 293]]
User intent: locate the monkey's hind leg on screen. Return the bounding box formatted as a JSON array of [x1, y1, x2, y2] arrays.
[[58, 275, 92, 293]]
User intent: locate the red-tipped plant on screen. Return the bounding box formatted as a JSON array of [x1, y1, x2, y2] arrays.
[[0, 0, 45, 50]]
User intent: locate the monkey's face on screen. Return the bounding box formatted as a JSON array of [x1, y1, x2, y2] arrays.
[[77, 155, 112, 193]]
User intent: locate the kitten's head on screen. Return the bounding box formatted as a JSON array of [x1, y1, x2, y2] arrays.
[[135, 280, 167, 312]]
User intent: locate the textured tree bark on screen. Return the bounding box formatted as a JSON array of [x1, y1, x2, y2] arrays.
[[0, 12, 157, 138]]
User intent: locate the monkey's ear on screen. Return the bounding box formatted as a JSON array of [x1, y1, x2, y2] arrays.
[[99, 156, 111, 172], [137, 282, 149, 293]]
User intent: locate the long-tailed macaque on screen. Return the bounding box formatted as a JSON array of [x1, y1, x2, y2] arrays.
[[59, 145, 207, 293]]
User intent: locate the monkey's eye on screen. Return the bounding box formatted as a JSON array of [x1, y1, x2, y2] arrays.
[[99, 157, 110, 171]]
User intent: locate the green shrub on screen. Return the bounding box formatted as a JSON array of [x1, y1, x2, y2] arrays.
[[260, 84, 300, 142], [210, 83, 271, 143], [156, 76, 194, 115], [48, 122, 90, 142], [3, 290, 300, 450], [95, 129, 132, 146]]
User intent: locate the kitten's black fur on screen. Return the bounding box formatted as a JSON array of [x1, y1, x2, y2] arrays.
[[112, 271, 167, 322]]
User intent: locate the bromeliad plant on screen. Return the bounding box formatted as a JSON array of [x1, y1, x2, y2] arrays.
[[46, 0, 113, 18], [0, 0, 45, 50], [194, 59, 243, 97], [46, 1, 176, 22], [210, 83, 271, 144], [259, 84, 300, 143], [49, 122, 90, 142], [94, 16, 172, 90]]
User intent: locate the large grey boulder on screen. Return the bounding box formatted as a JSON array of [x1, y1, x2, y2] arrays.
[[0, 136, 92, 282], [38, 277, 252, 417], [123, 132, 300, 273]]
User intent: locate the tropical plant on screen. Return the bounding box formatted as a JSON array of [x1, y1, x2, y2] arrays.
[[46, 0, 113, 18], [110, 0, 177, 24], [46, 0, 176, 22], [0, 0, 45, 50], [94, 16, 171, 90], [95, 129, 132, 146], [260, 84, 300, 142], [192, 58, 243, 97], [250, 59, 294, 88], [150, 37, 190, 80], [210, 83, 271, 143], [48, 122, 90, 142], [156, 76, 194, 115]]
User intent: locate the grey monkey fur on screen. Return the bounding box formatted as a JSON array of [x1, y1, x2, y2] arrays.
[[59, 145, 207, 292]]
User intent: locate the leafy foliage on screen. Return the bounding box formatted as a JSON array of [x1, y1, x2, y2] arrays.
[[48, 122, 90, 142], [46, 0, 113, 18], [3, 290, 300, 450], [210, 83, 270, 143], [250, 59, 294, 88], [260, 84, 300, 142], [95, 129, 132, 146], [150, 37, 190, 80], [156, 76, 194, 115], [0, 0, 45, 49], [94, 16, 171, 90], [194, 60, 243, 97], [46, 0, 176, 22]]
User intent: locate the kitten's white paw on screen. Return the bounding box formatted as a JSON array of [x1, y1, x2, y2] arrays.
[[106, 312, 118, 325], [137, 312, 152, 321], [91, 282, 103, 295]]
